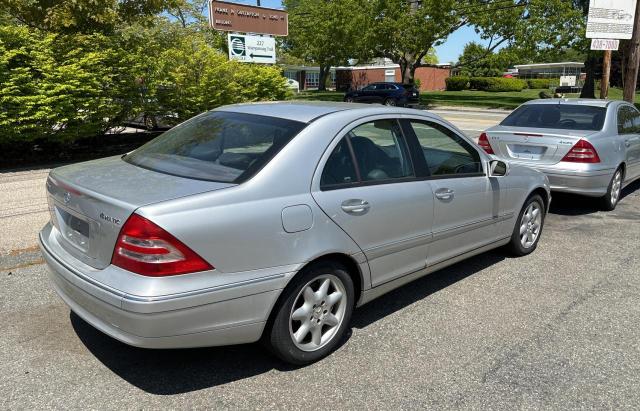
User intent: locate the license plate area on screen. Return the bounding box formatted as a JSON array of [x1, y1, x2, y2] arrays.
[[54, 206, 91, 252], [507, 144, 547, 160]]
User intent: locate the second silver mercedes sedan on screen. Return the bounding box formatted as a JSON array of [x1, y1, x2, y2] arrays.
[[40, 102, 550, 365], [480, 99, 640, 210]]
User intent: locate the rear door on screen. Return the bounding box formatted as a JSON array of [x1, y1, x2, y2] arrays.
[[617, 105, 640, 180], [404, 119, 503, 265], [312, 118, 434, 287], [486, 104, 605, 165]]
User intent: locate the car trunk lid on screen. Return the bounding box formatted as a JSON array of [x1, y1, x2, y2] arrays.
[[485, 126, 598, 165], [47, 155, 233, 269]]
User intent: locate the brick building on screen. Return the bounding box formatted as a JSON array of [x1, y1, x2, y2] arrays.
[[283, 63, 451, 92]]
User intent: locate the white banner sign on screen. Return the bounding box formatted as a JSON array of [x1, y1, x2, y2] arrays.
[[228, 34, 276, 64], [586, 0, 637, 39], [591, 38, 620, 50]]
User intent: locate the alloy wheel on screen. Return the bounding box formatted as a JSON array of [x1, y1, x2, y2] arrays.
[[519, 201, 542, 249], [289, 275, 347, 352], [610, 171, 622, 206]]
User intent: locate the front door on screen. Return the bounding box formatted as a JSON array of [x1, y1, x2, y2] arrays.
[[312, 118, 434, 287], [404, 119, 503, 265]]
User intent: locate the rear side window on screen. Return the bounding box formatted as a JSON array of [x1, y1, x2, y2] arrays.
[[320, 119, 414, 190], [617, 106, 640, 134], [125, 111, 306, 183], [501, 104, 606, 131]]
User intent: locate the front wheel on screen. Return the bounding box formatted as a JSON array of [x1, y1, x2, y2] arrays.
[[384, 98, 397, 106], [266, 262, 354, 365], [508, 194, 545, 256], [600, 168, 623, 211]]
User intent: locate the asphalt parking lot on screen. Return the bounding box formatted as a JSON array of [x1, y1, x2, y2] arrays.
[[2, 107, 639, 409], [2, 181, 639, 408]]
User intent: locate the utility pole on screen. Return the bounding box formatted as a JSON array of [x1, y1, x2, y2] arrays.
[[624, 0, 640, 103], [600, 49, 611, 99]]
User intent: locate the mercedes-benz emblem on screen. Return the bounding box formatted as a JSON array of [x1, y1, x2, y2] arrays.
[[63, 192, 71, 204]]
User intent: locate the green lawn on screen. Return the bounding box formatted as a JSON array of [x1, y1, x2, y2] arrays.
[[291, 88, 640, 110]]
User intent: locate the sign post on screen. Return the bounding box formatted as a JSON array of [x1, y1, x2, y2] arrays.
[[586, 0, 637, 99]]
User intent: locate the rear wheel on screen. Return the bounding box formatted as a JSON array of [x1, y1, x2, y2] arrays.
[[600, 168, 623, 211], [266, 261, 354, 365], [384, 98, 397, 106], [345, 97, 354, 103], [508, 194, 545, 256]]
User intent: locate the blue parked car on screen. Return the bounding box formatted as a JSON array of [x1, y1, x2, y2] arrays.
[[344, 82, 420, 107]]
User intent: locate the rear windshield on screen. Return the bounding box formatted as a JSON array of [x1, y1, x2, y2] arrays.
[[501, 104, 606, 131], [124, 111, 306, 183]]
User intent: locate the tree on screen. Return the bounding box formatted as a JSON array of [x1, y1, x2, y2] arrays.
[[456, 42, 517, 77], [283, 0, 370, 90], [367, 0, 584, 85], [0, 0, 168, 33]]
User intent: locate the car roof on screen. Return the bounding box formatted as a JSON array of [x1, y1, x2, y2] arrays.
[[215, 101, 429, 123], [520, 98, 616, 108]]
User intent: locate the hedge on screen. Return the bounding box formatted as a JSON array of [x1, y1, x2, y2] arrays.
[[526, 78, 557, 89], [445, 76, 470, 91], [469, 77, 526, 92], [0, 24, 288, 144]]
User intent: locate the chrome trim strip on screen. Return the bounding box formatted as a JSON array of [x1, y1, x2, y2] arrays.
[[364, 232, 433, 260], [357, 236, 510, 306], [363, 213, 513, 260], [40, 231, 287, 304]]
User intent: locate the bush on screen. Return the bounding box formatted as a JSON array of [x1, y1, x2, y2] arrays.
[[0, 26, 140, 144], [445, 76, 470, 91], [526, 78, 556, 89], [469, 77, 526, 92], [0, 23, 288, 144]]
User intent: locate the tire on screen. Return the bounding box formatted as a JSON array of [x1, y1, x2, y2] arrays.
[[508, 194, 545, 256], [345, 97, 354, 103], [265, 261, 355, 365], [384, 98, 397, 106], [600, 168, 623, 211]]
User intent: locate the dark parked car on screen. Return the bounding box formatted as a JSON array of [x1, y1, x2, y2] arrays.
[[344, 82, 420, 107]]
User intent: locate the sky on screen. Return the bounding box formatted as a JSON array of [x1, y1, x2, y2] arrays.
[[223, 0, 488, 64]]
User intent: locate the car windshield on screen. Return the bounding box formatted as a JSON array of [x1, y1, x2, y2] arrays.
[[124, 111, 306, 183], [501, 104, 606, 131]]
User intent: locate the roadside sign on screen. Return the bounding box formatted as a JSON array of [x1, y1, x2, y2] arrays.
[[591, 38, 620, 50], [228, 34, 276, 64], [210, 0, 288, 36], [586, 0, 637, 39]]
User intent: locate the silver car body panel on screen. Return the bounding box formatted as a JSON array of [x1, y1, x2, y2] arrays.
[[40, 102, 550, 349], [485, 99, 640, 196]]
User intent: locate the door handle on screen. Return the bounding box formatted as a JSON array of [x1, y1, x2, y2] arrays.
[[341, 199, 370, 215], [435, 188, 455, 201]]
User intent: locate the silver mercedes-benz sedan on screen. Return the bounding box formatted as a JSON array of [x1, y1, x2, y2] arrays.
[[480, 99, 640, 210], [40, 102, 550, 365]]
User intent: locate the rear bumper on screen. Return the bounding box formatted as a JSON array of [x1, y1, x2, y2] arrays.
[[39, 224, 287, 349], [525, 166, 615, 197]]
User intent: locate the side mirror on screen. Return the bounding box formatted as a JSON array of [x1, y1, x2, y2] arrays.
[[489, 160, 509, 177]]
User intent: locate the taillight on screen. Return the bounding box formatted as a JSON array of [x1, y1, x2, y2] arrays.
[[561, 139, 601, 163], [478, 132, 494, 154], [111, 213, 213, 276]]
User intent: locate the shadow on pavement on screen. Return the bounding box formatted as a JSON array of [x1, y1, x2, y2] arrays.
[[72, 249, 506, 395], [549, 178, 640, 216]]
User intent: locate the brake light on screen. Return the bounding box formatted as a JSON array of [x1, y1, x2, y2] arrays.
[[478, 133, 494, 154], [111, 213, 213, 276], [561, 139, 601, 163]]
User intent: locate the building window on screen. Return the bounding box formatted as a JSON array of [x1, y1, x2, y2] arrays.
[[306, 72, 320, 88], [284, 71, 297, 81], [330, 71, 336, 88]]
